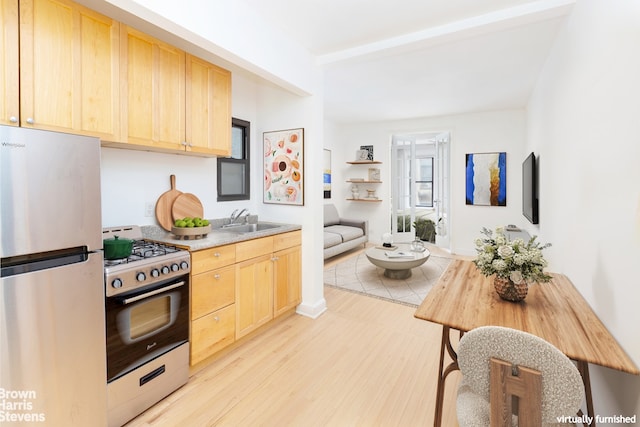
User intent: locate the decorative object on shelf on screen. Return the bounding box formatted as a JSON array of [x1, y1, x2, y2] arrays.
[[473, 227, 552, 302], [368, 167, 380, 181], [323, 149, 331, 199], [356, 149, 369, 161], [465, 152, 507, 206], [366, 189, 377, 199], [264, 128, 304, 205], [360, 145, 374, 160], [351, 184, 360, 199], [382, 232, 393, 248]]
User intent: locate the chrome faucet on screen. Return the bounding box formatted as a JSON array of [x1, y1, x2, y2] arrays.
[[229, 208, 249, 225]]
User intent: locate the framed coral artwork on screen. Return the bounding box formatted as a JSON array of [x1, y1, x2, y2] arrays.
[[263, 128, 304, 205]]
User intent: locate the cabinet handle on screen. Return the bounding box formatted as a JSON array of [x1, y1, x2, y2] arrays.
[[213, 252, 220, 257], [271, 256, 279, 262], [214, 274, 221, 280], [26, 117, 34, 125], [214, 316, 220, 322], [181, 141, 187, 146], [9, 116, 18, 123]]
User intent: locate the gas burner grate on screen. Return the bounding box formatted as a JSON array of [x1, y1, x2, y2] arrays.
[[103, 240, 183, 267], [131, 240, 181, 259], [104, 254, 144, 266]]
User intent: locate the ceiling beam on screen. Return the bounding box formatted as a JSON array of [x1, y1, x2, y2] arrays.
[[316, 0, 575, 66]]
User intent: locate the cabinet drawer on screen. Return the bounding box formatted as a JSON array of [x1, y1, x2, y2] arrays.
[[191, 244, 235, 275], [235, 236, 273, 262], [191, 265, 235, 319], [191, 304, 235, 365], [273, 230, 301, 252]]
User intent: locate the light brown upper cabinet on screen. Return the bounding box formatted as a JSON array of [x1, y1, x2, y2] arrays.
[[186, 54, 231, 156], [3, 0, 231, 156], [120, 26, 185, 151], [16, 0, 120, 139], [118, 26, 231, 156], [1, 0, 19, 127]]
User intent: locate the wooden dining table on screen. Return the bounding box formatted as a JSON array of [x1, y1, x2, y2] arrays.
[[414, 259, 639, 427]]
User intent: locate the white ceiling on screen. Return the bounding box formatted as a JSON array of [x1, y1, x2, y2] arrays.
[[242, 0, 575, 123]]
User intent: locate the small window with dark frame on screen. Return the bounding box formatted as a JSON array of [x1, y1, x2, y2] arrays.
[[217, 118, 250, 201]]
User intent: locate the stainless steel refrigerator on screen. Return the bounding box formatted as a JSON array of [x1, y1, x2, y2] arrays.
[[1, 125, 107, 426]]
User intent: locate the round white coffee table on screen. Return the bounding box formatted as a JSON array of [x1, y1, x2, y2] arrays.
[[365, 245, 431, 279]]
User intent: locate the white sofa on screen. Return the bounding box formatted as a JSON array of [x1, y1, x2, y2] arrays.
[[324, 204, 368, 259]]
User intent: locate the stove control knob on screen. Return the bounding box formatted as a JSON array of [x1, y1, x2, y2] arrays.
[[136, 272, 146, 282], [161, 266, 170, 275], [180, 261, 189, 270], [111, 278, 123, 288], [171, 263, 179, 272], [150, 268, 160, 278]]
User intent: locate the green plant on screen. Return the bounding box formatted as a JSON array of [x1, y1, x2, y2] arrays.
[[413, 217, 436, 243], [473, 227, 552, 284]]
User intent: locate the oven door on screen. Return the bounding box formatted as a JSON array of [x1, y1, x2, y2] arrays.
[[106, 277, 189, 382]]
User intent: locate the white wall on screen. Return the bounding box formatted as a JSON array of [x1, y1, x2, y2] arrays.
[[325, 109, 526, 255], [255, 82, 327, 318], [527, 0, 640, 418]]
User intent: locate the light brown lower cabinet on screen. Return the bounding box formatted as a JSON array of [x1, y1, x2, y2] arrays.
[[235, 253, 273, 339], [190, 261, 236, 366], [191, 303, 235, 365], [273, 245, 302, 317], [189, 231, 301, 365]]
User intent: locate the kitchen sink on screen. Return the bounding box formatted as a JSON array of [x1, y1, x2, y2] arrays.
[[208, 230, 243, 239], [220, 223, 281, 233]]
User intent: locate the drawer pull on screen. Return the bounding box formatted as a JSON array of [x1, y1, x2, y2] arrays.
[[213, 252, 220, 257], [214, 274, 221, 279], [214, 316, 220, 322]]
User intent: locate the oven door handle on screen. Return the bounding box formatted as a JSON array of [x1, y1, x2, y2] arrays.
[[120, 281, 186, 305]]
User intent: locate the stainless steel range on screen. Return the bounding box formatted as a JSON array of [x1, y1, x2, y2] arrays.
[[102, 226, 189, 427]]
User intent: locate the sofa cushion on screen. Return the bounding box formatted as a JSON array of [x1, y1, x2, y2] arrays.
[[325, 225, 364, 242], [324, 204, 340, 226], [324, 231, 343, 249]]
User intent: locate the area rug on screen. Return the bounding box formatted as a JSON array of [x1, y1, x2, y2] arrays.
[[324, 251, 451, 307]]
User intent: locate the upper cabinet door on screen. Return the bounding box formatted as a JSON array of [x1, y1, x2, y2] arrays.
[[1, 0, 19, 126], [19, 0, 120, 139], [185, 54, 231, 156], [121, 25, 185, 150]]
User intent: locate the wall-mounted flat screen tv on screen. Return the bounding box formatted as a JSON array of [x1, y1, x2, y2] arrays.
[[522, 152, 539, 224]]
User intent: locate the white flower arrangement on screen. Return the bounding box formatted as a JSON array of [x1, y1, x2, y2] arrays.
[[473, 227, 552, 284]]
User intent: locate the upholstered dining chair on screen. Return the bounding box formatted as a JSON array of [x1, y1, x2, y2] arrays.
[[456, 326, 585, 427]]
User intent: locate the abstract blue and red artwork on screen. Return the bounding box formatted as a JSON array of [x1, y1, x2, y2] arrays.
[[465, 152, 507, 206]]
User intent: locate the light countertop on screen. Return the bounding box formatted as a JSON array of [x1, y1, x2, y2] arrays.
[[142, 222, 301, 251]]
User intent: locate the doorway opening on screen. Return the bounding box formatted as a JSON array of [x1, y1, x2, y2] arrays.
[[390, 131, 450, 250]]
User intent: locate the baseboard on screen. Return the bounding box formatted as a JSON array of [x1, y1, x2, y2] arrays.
[[296, 298, 328, 319]]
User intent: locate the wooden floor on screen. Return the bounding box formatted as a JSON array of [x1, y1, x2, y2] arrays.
[[126, 246, 461, 427]]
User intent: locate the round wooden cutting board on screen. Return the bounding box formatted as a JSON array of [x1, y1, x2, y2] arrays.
[[155, 175, 182, 231], [172, 193, 204, 220]]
